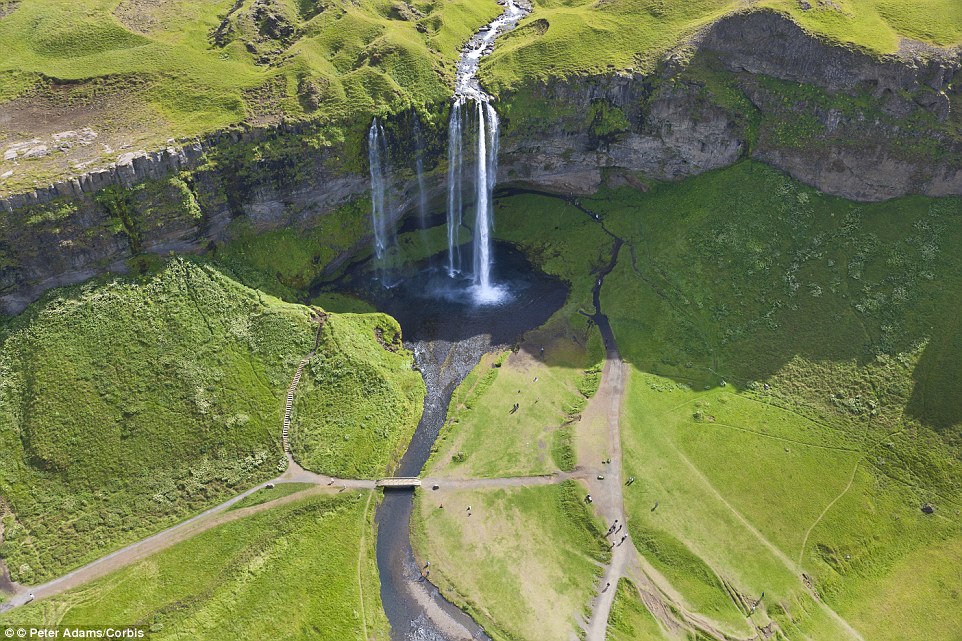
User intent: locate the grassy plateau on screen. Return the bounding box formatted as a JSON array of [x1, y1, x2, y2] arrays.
[[412, 481, 611, 641], [0, 491, 387, 641]]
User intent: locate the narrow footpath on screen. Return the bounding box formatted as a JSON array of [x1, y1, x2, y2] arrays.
[[1, 311, 372, 611]]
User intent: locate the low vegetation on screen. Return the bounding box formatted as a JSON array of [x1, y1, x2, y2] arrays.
[[482, 0, 962, 93], [428, 345, 601, 478], [0, 492, 388, 641], [0, 256, 422, 589], [289, 312, 425, 478], [412, 481, 610, 641], [0, 259, 315, 583], [473, 164, 962, 639], [0, 0, 502, 191], [213, 200, 372, 300], [606, 578, 669, 641]]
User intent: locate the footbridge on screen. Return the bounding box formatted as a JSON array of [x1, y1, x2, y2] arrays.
[[375, 477, 422, 489]]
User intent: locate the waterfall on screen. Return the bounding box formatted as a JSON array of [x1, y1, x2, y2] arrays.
[[446, 102, 464, 277], [473, 100, 493, 294], [368, 119, 391, 261], [413, 114, 429, 231], [445, 97, 501, 300]]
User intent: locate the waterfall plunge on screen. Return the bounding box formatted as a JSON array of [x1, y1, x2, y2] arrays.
[[445, 98, 502, 303], [446, 102, 464, 277], [368, 119, 392, 262]]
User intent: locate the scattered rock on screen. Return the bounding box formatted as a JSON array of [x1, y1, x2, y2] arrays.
[[922, 503, 935, 515], [3, 149, 16, 161], [23, 145, 50, 159]]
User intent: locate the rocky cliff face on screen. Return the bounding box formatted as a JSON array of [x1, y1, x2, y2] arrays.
[[496, 10, 962, 200], [2, 8, 961, 314]]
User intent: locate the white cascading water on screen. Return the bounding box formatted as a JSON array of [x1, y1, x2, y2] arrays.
[[445, 0, 527, 302], [473, 100, 490, 292], [364, 1, 525, 296], [368, 118, 390, 261], [446, 102, 463, 277], [471, 101, 501, 299]]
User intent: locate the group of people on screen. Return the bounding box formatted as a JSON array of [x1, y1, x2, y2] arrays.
[[604, 519, 628, 547]]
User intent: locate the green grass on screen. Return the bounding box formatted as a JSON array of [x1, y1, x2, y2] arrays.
[[0, 492, 389, 641], [482, 1, 962, 93], [428, 344, 601, 478], [310, 292, 378, 314], [0, 258, 315, 584], [478, 163, 962, 638], [228, 482, 316, 510], [0, 0, 501, 122], [215, 200, 372, 298], [586, 163, 962, 638], [412, 481, 610, 641], [289, 312, 425, 478], [606, 578, 670, 641], [619, 372, 854, 637], [0, 256, 423, 588], [0, 0, 502, 193]]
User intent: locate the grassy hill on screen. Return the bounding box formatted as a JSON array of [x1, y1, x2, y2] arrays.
[[289, 311, 425, 478], [587, 161, 962, 640], [0, 0, 499, 122], [0, 257, 422, 584], [482, 0, 962, 92], [0, 0, 500, 193], [3, 0, 960, 194], [0, 491, 387, 641]]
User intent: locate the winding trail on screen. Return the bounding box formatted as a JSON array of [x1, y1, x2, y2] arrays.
[[1, 184, 871, 641], [798, 460, 861, 567], [0, 311, 372, 611], [421, 471, 582, 490], [0, 481, 361, 610], [564, 202, 867, 641]]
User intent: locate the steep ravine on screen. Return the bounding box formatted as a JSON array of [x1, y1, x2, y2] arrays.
[[2, 9, 961, 315]]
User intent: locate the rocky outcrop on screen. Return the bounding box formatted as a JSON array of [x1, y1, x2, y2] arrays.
[[697, 11, 959, 113], [496, 75, 745, 194], [495, 10, 962, 200], [0, 145, 206, 213], [2, 8, 962, 314]]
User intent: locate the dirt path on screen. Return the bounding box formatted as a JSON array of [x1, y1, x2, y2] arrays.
[[798, 460, 861, 566], [0, 482, 351, 609], [580, 356, 630, 641], [1, 313, 377, 612], [421, 471, 584, 490], [1, 460, 374, 611]]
